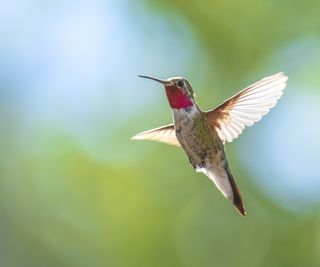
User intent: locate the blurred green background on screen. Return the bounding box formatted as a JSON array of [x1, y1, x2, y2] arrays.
[[1, 0, 320, 266]]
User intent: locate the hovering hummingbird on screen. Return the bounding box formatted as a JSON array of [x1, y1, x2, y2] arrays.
[[132, 72, 288, 215]]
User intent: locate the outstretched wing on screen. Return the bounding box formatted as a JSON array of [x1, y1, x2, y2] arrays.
[[132, 124, 180, 147], [206, 72, 288, 143]]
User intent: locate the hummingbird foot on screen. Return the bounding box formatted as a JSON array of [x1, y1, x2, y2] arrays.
[[195, 161, 207, 173], [199, 160, 206, 169]]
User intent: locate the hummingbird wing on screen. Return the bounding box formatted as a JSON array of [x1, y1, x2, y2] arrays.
[[131, 124, 181, 147], [205, 72, 288, 142]]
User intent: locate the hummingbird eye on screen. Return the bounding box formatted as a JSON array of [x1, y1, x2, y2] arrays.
[[177, 80, 184, 87]]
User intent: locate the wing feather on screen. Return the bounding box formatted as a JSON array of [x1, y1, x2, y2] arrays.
[[206, 72, 288, 143], [132, 124, 180, 147]]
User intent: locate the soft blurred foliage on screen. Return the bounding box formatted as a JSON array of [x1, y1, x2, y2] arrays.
[[1, 0, 320, 266]]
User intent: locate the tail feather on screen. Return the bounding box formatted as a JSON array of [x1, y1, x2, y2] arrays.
[[201, 163, 246, 216], [227, 171, 246, 216]]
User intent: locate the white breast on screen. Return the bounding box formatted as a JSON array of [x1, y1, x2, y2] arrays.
[[172, 104, 199, 124]]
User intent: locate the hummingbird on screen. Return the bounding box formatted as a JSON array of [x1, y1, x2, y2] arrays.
[[132, 72, 288, 215]]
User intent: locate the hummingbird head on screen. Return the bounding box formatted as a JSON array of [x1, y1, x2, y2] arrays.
[[138, 75, 195, 109]]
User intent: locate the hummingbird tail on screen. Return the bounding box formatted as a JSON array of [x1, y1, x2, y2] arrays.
[[226, 171, 247, 216], [202, 162, 247, 216]]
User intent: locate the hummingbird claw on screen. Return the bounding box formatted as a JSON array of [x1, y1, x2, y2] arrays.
[[199, 161, 206, 169]]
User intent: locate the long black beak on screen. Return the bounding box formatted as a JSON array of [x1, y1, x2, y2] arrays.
[[138, 75, 170, 85]]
